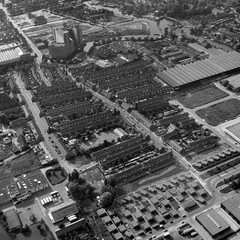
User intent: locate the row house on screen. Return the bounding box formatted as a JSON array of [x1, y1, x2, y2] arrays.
[[57, 111, 117, 135], [40, 90, 92, 106], [91, 135, 143, 161], [83, 61, 151, 84], [35, 82, 76, 97], [131, 110, 154, 130], [46, 101, 92, 117], [158, 112, 189, 126], [98, 73, 153, 91], [100, 141, 149, 169], [117, 84, 171, 102], [107, 151, 173, 183], [135, 97, 169, 113], [47, 102, 103, 118], [188, 135, 218, 152]]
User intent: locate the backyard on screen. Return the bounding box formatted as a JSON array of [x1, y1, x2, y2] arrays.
[[45, 166, 68, 185], [196, 99, 240, 126], [177, 85, 228, 109]]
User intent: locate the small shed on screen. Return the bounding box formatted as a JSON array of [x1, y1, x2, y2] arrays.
[[118, 224, 126, 233], [102, 216, 112, 224], [107, 224, 118, 233], [113, 217, 121, 225], [123, 209, 132, 218], [142, 222, 151, 232], [97, 208, 107, 217]]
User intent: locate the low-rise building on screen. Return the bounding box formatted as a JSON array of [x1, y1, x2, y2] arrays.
[[7, 172, 49, 204], [48, 202, 79, 224], [107, 151, 173, 183], [196, 209, 231, 239], [221, 195, 240, 224], [4, 209, 22, 232]]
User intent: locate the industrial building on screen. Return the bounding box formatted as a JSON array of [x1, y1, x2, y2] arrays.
[[0, 47, 29, 66], [49, 25, 83, 59], [224, 74, 240, 92], [7, 171, 49, 204], [221, 195, 240, 224], [158, 51, 240, 88], [196, 209, 231, 239], [48, 201, 79, 223]]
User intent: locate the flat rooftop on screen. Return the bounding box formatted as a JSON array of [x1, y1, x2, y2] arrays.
[[226, 122, 240, 140], [158, 51, 240, 88], [221, 194, 240, 222], [49, 201, 79, 223], [226, 74, 240, 89], [196, 209, 230, 237]]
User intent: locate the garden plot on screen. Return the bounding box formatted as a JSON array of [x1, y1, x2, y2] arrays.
[[177, 85, 228, 109], [196, 99, 240, 126]]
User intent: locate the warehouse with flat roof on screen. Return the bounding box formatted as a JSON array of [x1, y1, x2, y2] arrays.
[[0, 46, 29, 66], [196, 209, 231, 239], [158, 51, 240, 88], [221, 194, 240, 224]]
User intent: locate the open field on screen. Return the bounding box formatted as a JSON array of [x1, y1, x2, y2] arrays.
[[196, 99, 240, 126], [10, 150, 41, 177], [177, 85, 228, 109]]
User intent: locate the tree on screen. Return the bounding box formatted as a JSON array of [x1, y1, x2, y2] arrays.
[[0, 113, 8, 124], [68, 179, 96, 203], [68, 182, 88, 201], [101, 184, 114, 194], [65, 152, 75, 161], [105, 176, 116, 188], [99, 192, 114, 208]]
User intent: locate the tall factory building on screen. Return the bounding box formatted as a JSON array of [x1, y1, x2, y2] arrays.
[[49, 24, 83, 59]]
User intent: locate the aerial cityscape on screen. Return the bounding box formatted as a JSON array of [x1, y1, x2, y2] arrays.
[[1, 0, 240, 240]]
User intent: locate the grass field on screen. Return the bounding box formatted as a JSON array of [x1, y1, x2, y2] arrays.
[[196, 99, 240, 126], [177, 85, 228, 109], [10, 150, 41, 177]]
